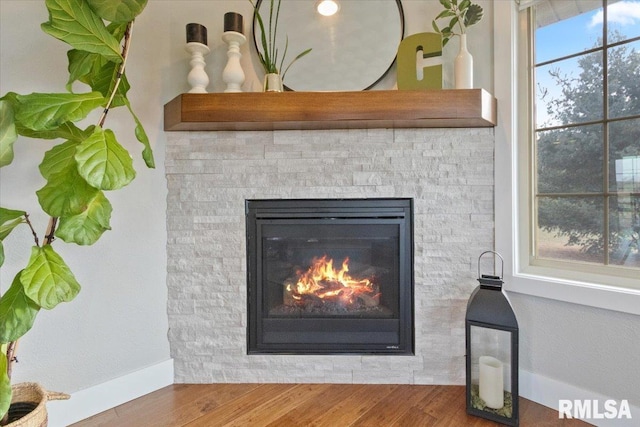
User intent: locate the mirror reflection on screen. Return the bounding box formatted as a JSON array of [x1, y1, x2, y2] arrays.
[[253, 0, 404, 91]]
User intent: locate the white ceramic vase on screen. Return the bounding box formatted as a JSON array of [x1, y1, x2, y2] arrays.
[[455, 34, 473, 89]]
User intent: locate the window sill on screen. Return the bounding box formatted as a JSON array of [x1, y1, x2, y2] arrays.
[[506, 266, 640, 316]]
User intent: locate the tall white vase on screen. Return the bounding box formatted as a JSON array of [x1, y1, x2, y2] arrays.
[[455, 34, 473, 89]]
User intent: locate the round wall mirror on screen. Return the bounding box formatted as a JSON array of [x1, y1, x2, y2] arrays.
[[253, 0, 405, 91]]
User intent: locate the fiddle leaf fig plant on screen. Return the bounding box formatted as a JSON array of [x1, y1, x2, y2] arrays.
[[432, 0, 484, 46], [0, 0, 152, 422]]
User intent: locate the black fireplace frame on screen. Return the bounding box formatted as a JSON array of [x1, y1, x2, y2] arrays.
[[246, 198, 414, 355]]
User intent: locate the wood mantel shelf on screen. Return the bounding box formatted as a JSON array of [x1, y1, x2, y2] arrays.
[[163, 89, 497, 131]]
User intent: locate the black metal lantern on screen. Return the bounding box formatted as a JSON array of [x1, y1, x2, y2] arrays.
[[466, 251, 519, 426]]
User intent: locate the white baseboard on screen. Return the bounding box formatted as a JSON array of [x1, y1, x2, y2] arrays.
[[46, 359, 174, 427], [520, 370, 639, 427]]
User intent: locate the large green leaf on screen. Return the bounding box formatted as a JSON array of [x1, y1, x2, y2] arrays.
[[67, 49, 103, 92], [0, 351, 10, 422], [14, 92, 104, 132], [42, 0, 123, 64], [67, 44, 130, 106], [56, 191, 112, 245], [0, 216, 22, 267], [448, 16, 459, 33], [0, 207, 25, 228], [464, 4, 483, 27], [87, 0, 147, 23], [435, 10, 455, 20], [0, 209, 26, 253], [125, 99, 154, 168], [75, 128, 136, 190], [0, 218, 24, 244], [90, 21, 131, 101], [89, 62, 130, 107], [106, 21, 129, 41], [0, 99, 17, 168], [20, 245, 81, 310], [39, 140, 80, 180], [17, 122, 89, 142], [66, 20, 131, 90], [36, 166, 99, 217], [0, 271, 40, 343], [135, 117, 154, 168]]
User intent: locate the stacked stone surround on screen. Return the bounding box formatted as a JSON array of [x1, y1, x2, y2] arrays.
[[166, 127, 494, 384]]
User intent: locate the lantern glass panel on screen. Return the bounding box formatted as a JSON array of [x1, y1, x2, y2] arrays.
[[469, 325, 513, 419]]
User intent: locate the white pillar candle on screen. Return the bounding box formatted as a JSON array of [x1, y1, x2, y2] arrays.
[[479, 356, 504, 409]]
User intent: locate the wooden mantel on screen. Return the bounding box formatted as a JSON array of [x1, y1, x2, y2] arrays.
[[163, 89, 497, 131]]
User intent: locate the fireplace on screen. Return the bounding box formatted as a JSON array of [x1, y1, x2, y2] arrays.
[[246, 198, 414, 355], [167, 126, 494, 383]]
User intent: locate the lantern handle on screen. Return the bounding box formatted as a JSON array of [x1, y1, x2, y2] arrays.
[[477, 250, 504, 280]]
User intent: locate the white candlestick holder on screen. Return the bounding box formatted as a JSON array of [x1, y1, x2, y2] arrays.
[[222, 31, 246, 93], [185, 42, 210, 93]]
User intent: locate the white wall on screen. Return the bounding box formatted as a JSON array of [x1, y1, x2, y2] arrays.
[[10, 0, 638, 424]]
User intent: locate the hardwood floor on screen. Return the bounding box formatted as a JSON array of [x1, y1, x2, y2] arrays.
[[71, 384, 590, 427]]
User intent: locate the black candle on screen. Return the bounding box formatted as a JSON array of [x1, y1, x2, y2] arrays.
[[224, 12, 243, 34], [186, 23, 207, 45]]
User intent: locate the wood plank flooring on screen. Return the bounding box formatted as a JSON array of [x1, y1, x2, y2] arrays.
[[71, 384, 591, 427]]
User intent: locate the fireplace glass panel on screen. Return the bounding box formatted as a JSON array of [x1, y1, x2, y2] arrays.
[[246, 199, 414, 355], [262, 223, 400, 319]]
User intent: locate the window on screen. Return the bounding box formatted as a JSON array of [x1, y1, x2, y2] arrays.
[[529, 0, 640, 276]]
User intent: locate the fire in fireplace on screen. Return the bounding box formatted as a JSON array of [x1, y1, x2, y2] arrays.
[[276, 255, 388, 317], [246, 198, 414, 355]]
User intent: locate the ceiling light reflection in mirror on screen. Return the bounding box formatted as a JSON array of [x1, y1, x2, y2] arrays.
[[254, 0, 404, 91], [316, 0, 339, 16]]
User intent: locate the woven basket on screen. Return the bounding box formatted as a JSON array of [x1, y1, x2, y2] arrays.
[[6, 383, 69, 427]]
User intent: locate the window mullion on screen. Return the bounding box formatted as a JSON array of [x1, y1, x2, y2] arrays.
[[602, 0, 610, 265]]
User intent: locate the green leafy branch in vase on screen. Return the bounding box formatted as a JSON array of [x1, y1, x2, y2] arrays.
[[0, 0, 153, 422], [431, 0, 484, 46], [250, 0, 312, 79]]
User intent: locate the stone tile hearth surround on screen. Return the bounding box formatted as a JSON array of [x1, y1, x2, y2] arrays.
[[166, 127, 494, 384]]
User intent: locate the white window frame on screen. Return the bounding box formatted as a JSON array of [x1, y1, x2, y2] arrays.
[[493, 2, 640, 316]]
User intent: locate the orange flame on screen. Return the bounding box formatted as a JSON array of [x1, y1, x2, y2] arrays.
[[288, 255, 378, 306]]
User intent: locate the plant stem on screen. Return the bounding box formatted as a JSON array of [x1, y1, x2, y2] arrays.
[[5, 342, 16, 380], [456, 6, 466, 34], [24, 213, 39, 247], [1, 341, 17, 424], [98, 21, 134, 127], [268, 0, 274, 67], [273, 0, 281, 72], [43, 216, 58, 246]]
